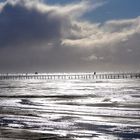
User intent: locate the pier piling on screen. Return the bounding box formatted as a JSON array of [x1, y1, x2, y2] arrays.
[[0, 73, 140, 80]]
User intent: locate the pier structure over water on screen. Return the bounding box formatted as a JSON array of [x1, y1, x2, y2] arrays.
[[0, 73, 140, 80]]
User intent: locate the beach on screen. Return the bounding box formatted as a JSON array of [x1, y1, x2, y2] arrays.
[[0, 78, 140, 140]]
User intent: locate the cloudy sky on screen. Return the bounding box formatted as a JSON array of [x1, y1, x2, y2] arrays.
[[0, 0, 140, 73]]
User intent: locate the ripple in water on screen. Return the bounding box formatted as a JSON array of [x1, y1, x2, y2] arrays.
[[0, 78, 140, 140]]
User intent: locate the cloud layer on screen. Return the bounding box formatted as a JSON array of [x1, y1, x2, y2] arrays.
[[0, 0, 140, 72]]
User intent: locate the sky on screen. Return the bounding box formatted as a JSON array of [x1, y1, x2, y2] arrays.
[[0, 0, 140, 73]]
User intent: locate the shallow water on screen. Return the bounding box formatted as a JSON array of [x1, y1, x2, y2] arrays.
[[0, 78, 140, 140]]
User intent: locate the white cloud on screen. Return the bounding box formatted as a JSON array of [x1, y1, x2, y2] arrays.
[[62, 16, 140, 48], [5, 0, 103, 18]]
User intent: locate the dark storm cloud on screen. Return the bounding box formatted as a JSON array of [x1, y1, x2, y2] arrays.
[[0, 0, 92, 72], [0, 1, 63, 48], [0, 0, 103, 48]]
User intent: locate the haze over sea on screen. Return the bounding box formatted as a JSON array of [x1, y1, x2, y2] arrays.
[[0, 74, 140, 140]]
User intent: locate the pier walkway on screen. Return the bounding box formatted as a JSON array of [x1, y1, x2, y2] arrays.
[[0, 73, 140, 80]]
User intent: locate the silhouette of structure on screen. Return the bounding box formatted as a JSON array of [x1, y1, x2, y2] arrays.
[[0, 72, 140, 80]]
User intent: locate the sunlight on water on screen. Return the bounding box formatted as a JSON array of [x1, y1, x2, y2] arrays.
[[0, 78, 140, 140]]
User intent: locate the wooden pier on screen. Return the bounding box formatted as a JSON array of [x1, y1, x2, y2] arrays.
[[0, 73, 140, 80]]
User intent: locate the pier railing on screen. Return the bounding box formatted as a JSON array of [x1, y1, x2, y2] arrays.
[[0, 73, 140, 80]]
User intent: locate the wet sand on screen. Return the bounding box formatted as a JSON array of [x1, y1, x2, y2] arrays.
[[0, 79, 140, 139]]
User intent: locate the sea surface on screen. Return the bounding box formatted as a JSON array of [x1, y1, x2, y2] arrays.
[[0, 77, 140, 140]]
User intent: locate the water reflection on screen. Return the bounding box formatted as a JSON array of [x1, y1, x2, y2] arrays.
[[0, 79, 140, 139]]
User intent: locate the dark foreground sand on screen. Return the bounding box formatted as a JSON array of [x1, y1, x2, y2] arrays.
[[0, 127, 73, 140]]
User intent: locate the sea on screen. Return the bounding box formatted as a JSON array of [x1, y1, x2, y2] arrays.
[[0, 76, 140, 140]]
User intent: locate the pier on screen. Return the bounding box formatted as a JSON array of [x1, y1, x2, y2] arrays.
[[0, 73, 140, 80]]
